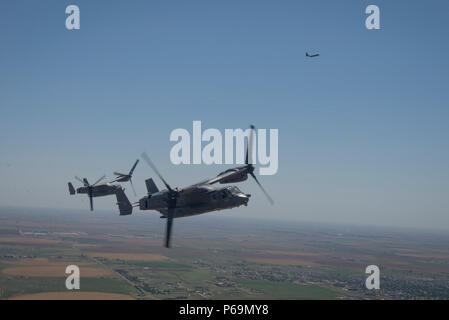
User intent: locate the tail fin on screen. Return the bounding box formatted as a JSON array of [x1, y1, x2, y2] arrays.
[[306, 52, 310, 57], [116, 188, 132, 215], [145, 178, 159, 195], [68, 182, 76, 195]]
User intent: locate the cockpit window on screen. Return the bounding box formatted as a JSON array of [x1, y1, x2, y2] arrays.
[[227, 186, 241, 194], [218, 189, 232, 199]]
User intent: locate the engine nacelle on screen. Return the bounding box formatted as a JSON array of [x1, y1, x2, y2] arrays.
[[218, 169, 248, 184], [139, 193, 167, 210]]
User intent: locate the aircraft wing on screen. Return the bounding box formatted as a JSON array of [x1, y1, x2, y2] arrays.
[[108, 175, 127, 184], [187, 166, 248, 188], [108, 177, 121, 184], [204, 170, 241, 185]]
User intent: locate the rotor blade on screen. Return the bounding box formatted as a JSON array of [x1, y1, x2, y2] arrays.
[[113, 172, 127, 176], [75, 176, 84, 184], [249, 172, 274, 205], [88, 191, 94, 211], [246, 125, 255, 165], [129, 159, 139, 175], [129, 178, 137, 197], [83, 178, 90, 186], [165, 207, 174, 248], [93, 175, 106, 186], [141, 152, 173, 191]]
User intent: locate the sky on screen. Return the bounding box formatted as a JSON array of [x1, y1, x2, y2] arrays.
[[0, 0, 448, 230]]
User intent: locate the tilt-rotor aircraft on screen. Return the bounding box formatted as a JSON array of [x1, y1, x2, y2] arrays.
[[68, 160, 140, 212], [117, 125, 274, 248], [68, 176, 125, 211]]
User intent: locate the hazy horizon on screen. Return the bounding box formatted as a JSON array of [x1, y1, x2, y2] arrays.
[[2, 204, 449, 234]]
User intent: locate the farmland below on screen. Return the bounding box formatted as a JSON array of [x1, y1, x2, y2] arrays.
[[1, 207, 448, 300]]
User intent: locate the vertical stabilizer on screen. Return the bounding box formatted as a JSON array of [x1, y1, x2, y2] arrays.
[[68, 182, 76, 195], [116, 188, 132, 215], [145, 178, 159, 195]]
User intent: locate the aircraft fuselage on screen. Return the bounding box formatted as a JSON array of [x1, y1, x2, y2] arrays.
[[138, 185, 250, 218], [76, 184, 119, 197]]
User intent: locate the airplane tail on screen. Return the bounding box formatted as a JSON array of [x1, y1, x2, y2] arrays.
[[116, 187, 132, 215], [68, 182, 75, 195], [145, 178, 159, 195], [306, 52, 310, 57]]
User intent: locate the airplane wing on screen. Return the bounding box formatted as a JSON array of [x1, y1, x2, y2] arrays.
[[203, 170, 241, 185], [108, 177, 121, 184], [187, 166, 248, 188]]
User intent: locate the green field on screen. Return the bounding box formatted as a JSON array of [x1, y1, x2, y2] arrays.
[[1, 207, 448, 300]]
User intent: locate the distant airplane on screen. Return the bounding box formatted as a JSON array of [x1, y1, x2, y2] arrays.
[[306, 52, 319, 58]]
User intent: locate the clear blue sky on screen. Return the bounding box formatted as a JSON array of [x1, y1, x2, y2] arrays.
[[1, 0, 448, 230]]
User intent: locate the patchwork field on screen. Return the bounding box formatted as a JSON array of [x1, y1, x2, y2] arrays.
[[86, 252, 168, 261], [1, 207, 449, 300], [246, 257, 317, 266], [2, 265, 114, 277], [9, 292, 135, 300]]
